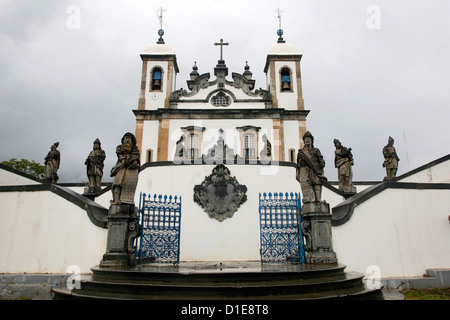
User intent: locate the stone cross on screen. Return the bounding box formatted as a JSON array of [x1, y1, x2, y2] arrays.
[[214, 39, 229, 61], [276, 8, 283, 29], [156, 6, 166, 29]]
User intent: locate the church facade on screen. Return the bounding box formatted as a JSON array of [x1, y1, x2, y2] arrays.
[[133, 32, 309, 165], [0, 24, 449, 298]]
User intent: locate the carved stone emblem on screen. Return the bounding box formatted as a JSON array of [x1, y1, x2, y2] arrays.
[[194, 165, 247, 221]]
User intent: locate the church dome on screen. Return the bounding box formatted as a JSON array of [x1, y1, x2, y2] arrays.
[[268, 42, 301, 55], [142, 43, 174, 55]]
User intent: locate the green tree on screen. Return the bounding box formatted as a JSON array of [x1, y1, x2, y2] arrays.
[[1, 158, 45, 179]]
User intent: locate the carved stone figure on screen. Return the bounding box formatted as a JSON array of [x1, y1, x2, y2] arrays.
[[85, 138, 106, 194], [110, 133, 140, 205], [260, 134, 272, 162], [193, 164, 247, 221], [382, 136, 400, 181], [296, 132, 327, 204], [174, 135, 186, 163], [334, 139, 355, 193], [44, 142, 60, 184]]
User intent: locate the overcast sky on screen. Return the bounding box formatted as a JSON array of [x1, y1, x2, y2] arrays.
[[0, 0, 449, 183]]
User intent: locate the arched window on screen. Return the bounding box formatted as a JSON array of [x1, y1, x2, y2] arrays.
[[151, 67, 163, 91], [280, 67, 292, 92]]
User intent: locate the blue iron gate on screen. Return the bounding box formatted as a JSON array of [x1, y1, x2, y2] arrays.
[[259, 192, 304, 263], [136, 193, 182, 264]]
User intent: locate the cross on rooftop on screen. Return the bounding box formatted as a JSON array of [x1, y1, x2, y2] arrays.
[[214, 39, 229, 62], [156, 7, 166, 29], [276, 8, 283, 29]]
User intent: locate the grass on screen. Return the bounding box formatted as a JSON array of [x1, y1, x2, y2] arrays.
[[402, 287, 450, 300]]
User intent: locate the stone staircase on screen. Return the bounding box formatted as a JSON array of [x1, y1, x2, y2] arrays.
[[52, 262, 384, 300]]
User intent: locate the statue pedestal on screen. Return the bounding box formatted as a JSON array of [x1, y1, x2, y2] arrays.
[[340, 185, 357, 198], [100, 204, 139, 267], [82, 187, 102, 201], [301, 202, 338, 264]]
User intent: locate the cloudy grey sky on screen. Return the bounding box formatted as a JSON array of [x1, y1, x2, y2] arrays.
[[0, 0, 449, 183]]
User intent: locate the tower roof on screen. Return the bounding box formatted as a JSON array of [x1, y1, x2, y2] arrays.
[[142, 43, 174, 55], [268, 42, 301, 55]]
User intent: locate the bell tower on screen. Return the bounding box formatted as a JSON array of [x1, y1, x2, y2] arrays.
[[135, 9, 179, 162], [264, 11, 307, 160], [137, 10, 179, 111], [264, 34, 304, 111]]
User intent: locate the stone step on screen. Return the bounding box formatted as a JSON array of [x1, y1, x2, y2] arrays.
[[72, 272, 363, 298], [90, 263, 347, 284], [53, 262, 384, 300]]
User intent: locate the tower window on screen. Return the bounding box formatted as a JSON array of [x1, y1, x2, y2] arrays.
[[280, 67, 292, 92], [151, 67, 163, 91]]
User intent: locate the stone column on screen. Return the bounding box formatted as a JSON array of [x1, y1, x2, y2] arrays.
[[301, 202, 338, 264], [100, 204, 140, 267]]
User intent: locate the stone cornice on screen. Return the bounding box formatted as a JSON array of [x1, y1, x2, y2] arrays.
[[133, 108, 309, 120], [264, 54, 303, 73]]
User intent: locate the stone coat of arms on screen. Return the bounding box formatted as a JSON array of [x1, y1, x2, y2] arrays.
[[193, 165, 247, 221]]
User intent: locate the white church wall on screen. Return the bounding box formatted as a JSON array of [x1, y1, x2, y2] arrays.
[[283, 120, 301, 161], [140, 120, 160, 163], [332, 187, 450, 278], [398, 156, 450, 183], [0, 166, 41, 186], [322, 188, 346, 209], [136, 164, 301, 262], [0, 190, 107, 274]]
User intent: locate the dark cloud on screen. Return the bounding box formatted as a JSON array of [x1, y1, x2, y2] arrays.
[[0, 0, 449, 182]]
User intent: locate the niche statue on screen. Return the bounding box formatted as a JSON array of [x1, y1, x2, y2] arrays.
[[174, 135, 186, 163], [110, 133, 140, 205], [260, 134, 272, 162], [85, 138, 106, 195], [44, 142, 60, 184], [296, 131, 327, 204]]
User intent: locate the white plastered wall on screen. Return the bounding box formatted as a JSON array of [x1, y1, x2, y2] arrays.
[[140, 120, 160, 164], [398, 158, 450, 183], [0, 167, 41, 186], [136, 164, 300, 261], [0, 191, 107, 274], [332, 188, 450, 278]]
